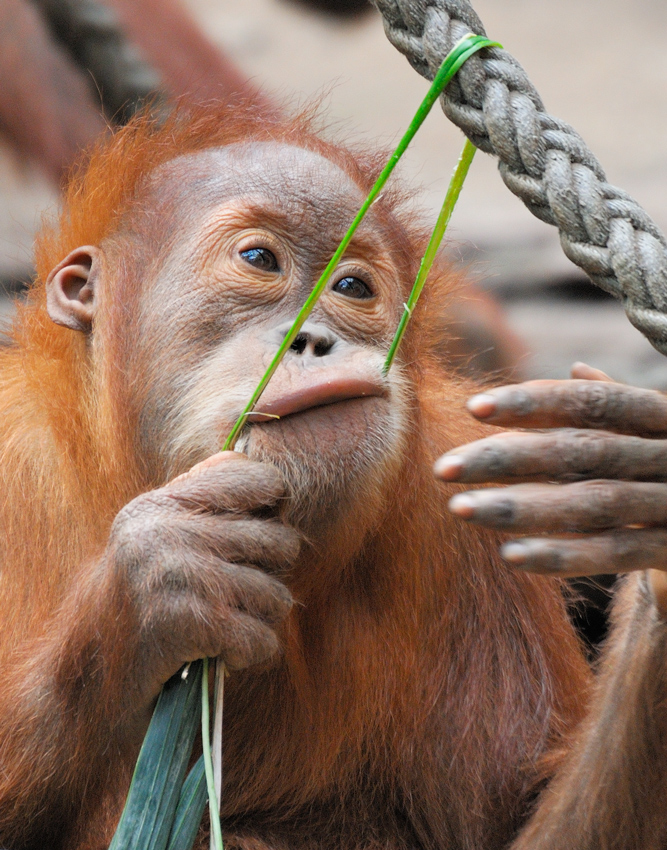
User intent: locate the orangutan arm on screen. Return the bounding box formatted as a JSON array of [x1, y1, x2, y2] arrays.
[[438, 366, 667, 848]]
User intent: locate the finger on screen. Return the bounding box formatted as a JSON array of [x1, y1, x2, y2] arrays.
[[171, 451, 244, 483], [435, 430, 667, 484], [498, 529, 667, 577], [167, 457, 286, 513], [569, 362, 614, 382], [448, 480, 667, 532], [193, 559, 294, 626], [222, 562, 294, 625], [208, 611, 283, 671], [184, 515, 301, 572], [465, 380, 667, 436], [178, 608, 285, 671], [152, 539, 296, 621]]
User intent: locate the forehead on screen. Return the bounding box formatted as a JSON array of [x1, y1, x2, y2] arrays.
[[152, 142, 367, 217]]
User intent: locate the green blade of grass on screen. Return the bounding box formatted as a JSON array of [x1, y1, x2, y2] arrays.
[[109, 661, 203, 850], [383, 138, 478, 373], [221, 32, 501, 452]]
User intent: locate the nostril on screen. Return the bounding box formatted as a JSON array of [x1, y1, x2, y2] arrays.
[[290, 334, 308, 355], [279, 322, 338, 357], [314, 339, 333, 357]]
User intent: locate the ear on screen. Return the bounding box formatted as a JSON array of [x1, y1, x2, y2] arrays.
[[46, 246, 101, 333]]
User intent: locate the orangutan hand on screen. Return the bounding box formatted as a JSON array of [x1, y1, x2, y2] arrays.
[[435, 363, 667, 612], [106, 451, 298, 699]]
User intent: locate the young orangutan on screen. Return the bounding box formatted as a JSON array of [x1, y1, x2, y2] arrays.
[[0, 102, 664, 850]]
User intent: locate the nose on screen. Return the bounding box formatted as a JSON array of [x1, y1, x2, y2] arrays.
[[276, 321, 338, 358]]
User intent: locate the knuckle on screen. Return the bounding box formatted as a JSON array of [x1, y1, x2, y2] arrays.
[[471, 439, 512, 476], [109, 493, 171, 563], [556, 430, 606, 477], [573, 479, 625, 526], [112, 490, 174, 532], [110, 508, 206, 600], [575, 478, 620, 500], [569, 382, 615, 426], [108, 493, 296, 623]]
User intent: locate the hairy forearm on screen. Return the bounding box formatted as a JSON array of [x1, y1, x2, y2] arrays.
[[0, 565, 141, 847], [512, 573, 667, 850]]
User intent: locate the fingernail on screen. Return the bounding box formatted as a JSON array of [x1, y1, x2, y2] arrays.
[[466, 393, 497, 419], [434, 454, 463, 480], [448, 493, 476, 519], [500, 541, 529, 566]]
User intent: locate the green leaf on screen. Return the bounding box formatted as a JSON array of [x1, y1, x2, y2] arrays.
[[165, 757, 208, 850], [109, 661, 203, 850]]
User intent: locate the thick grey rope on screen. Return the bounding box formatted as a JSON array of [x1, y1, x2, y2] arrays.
[[373, 0, 667, 355]]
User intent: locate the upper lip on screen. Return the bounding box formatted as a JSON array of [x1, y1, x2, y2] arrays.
[[247, 370, 386, 422]]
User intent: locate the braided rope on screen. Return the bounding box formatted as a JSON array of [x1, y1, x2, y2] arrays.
[[373, 0, 667, 354]]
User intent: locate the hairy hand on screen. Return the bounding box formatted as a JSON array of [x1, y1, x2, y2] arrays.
[[435, 363, 667, 608], [107, 451, 299, 698]]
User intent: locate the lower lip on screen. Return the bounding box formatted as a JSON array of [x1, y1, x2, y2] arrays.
[[247, 379, 384, 422]]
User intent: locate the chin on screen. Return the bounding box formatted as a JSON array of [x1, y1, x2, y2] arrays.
[[242, 397, 407, 535]]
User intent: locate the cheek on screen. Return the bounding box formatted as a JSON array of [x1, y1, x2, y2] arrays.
[[318, 295, 401, 347], [140, 343, 269, 476]]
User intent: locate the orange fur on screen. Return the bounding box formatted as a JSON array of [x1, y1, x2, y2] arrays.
[[0, 105, 591, 849]]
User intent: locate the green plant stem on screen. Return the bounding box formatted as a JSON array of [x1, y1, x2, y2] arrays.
[[202, 659, 224, 850], [383, 138, 477, 373], [221, 32, 500, 452]]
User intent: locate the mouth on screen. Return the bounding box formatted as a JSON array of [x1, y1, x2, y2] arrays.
[[246, 371, 386, 422]]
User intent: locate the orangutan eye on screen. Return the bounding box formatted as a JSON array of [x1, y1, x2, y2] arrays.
[[240, 248, 279, 272], [332, 276, 374, 300]]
